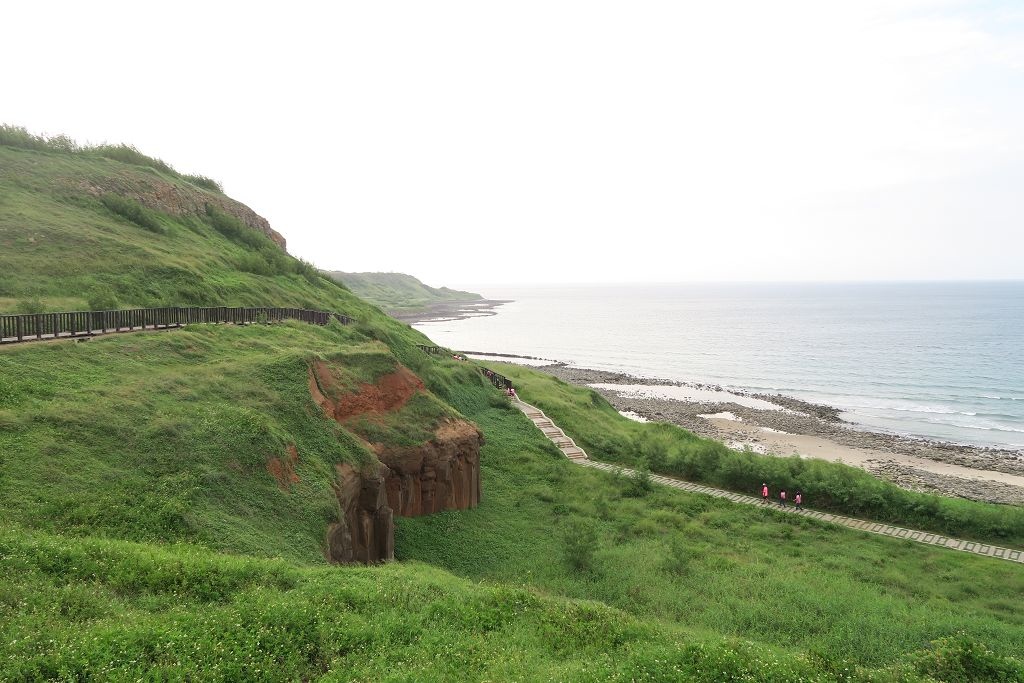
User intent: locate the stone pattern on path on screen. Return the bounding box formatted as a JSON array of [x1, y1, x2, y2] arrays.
[[514, 400, 1024, 565]]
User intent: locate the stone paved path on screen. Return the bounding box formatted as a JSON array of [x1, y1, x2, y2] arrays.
[[514, 399, 1024, 565]]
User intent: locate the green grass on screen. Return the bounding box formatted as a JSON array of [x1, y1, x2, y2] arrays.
[[0, 144, 369, 314], [0, 124, 222, 193], [396, 366, 1024, 671], [16, 524, 1004, 683], [327, 271, 482, 311], [3, 324, 1021, 677], [2, 133, 1023, 680], [488, 362, 1024, 548]]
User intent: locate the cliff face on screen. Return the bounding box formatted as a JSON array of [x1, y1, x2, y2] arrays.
[[309, 358, 483, 564], [76, 173, 287, 250], [379, 420, 482, 516], [327, 462, 395, 564]]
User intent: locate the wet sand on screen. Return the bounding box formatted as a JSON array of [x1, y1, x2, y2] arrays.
[[390, 299, 511, 323]]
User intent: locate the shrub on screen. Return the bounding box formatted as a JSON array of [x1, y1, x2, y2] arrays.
[[101, 195, 165, 234], [183, 174, 223, 193], [87, 286, 120, 311], [14, 298, 45, 314], [662, 535, 690, 575], [236, 253, 276, 277], [912, 633, 1024, 682], [93, 144, 176, 176], [0, 124, 79, 152], [624, 462, 653, 497], [562, 519, 599, 572], [205, 204, 263, 249]]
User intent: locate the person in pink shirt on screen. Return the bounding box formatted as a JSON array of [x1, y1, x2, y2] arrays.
[[779, 489, 788, 507], [761, 483, 769, 503], [795, 490, 803, 510]]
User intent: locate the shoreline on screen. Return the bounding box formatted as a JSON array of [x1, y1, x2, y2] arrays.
[[390, 298, 512, 324], [470, 354, 1024, 506]]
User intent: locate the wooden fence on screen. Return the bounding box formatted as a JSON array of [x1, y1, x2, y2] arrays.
[[0, 306, 352, 345], [416, 344, 449, 355], [480, 367, 513, 390]]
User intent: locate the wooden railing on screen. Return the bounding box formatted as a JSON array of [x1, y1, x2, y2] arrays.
[[480, 367, 513, 390], [416, 344, 449, 355], [0, 306, 352, 344]]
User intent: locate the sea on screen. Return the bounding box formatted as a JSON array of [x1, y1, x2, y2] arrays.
[[413, 282, 1024, 451]]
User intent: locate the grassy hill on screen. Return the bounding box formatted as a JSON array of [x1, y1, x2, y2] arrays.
[[1, 130, 1022, 681], [327, 271, 482, 312]]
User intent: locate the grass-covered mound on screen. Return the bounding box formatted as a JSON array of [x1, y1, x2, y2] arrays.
[[489, 363, 1024, 548], [0, 141, 369, 315], [327, 271, 482, 312]]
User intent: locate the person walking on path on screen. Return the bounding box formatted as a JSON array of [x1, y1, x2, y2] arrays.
[[794, 491, 803, 511], [761, 483, 769, 504], [779, 489, 788, 507]]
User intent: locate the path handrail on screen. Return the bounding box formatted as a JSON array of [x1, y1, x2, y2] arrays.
[[0, 306, 353, 344]]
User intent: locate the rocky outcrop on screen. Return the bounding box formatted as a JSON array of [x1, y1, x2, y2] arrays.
[[308, 359, 424, 420], [378, 419, 483, 516], [308, 358, 483, 564], [77, 173, 287, 250], [326, 462, 395, 564]]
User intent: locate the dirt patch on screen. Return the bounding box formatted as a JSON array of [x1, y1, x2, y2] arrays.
[[266, 444, 300, 490], [309, 359, 424, 421]]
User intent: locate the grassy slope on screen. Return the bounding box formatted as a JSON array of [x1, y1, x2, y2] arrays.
[[397, 364, 1024, 670], [327, 271, 482, 311], [3, 333, 1023, 680], [490, 362, 1024, 548], [2, 141, 1022, 680], [1, 526, 887, 683], [0, 145, 371, 314]]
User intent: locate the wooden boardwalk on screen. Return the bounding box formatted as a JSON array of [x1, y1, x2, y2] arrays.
[[514, 399, 1024, 565], [1, 306, 351, 345]]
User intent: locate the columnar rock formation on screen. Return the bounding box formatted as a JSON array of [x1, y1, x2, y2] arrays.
[[308, 358, 483, 564], [327, 463, 395, 564], [379, 420, 482, 516]]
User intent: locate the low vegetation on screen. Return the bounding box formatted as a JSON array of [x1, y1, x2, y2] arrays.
[[327, 271, 483, 311], [0, 124, 223, 193], [397, 360, 1024, 673], [492, 362, 1024, 547], [101, 194, 165, 234], [0, 144, 363, 314], [1, 132, 1022, 680]]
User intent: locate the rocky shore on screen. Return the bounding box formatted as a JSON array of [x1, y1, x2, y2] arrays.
[[533, 363, 1024, 506], [391, 298, 511, 323]]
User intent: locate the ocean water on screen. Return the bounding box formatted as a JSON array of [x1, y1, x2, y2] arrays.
[[413, 282, 1024, 451]]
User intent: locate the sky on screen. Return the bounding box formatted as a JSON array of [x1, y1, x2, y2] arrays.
[[3, 1, 1023, 287]]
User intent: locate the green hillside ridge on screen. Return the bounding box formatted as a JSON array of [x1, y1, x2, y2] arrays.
[[1, 132, 1022, 680], [328, 271, 483, 311], [0, 138, 332, 315]]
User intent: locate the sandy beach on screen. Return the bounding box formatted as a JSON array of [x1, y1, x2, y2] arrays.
[[500, 361, 1024, 506]]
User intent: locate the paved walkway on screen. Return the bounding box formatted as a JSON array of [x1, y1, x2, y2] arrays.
[[514, 399, 1024, 565]]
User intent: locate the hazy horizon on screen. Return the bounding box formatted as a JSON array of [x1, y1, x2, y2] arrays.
[[4, 1, 1023, 285]]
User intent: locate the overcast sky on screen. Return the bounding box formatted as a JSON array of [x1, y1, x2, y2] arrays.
[[4, 1, 1023, 286]]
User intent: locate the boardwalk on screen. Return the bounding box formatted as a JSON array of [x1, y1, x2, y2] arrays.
[[0, 306, 351, 345], [514, 399, 1024, 565]]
